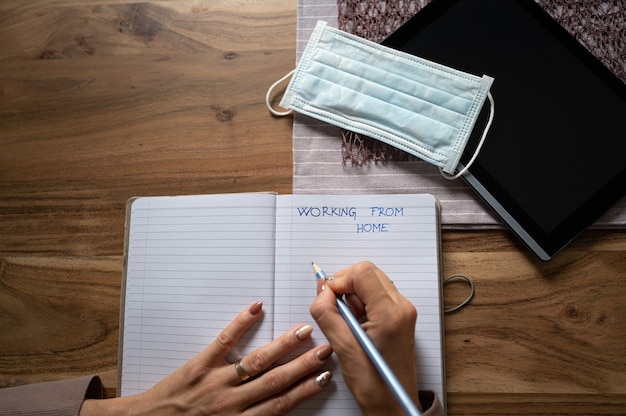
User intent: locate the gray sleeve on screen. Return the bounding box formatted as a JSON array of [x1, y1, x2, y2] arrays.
[[0, 375, 103, 416]]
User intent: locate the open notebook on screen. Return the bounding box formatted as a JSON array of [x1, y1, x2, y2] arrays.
[[118, 193, 446, 414]]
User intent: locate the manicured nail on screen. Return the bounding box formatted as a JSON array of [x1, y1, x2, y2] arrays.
[[295, 324, 313, 341], [316, 370, 332, 387], [250, 301, 263, 315], [316, 345, 333, 361]]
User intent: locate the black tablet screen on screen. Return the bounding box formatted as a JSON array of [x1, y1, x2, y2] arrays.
[[383, 0, 626, 259]]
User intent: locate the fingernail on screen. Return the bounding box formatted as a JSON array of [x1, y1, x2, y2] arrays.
[[295, 324, 313, 341], [250, 301, 263, 315], [316, 370, 332, 387], [324, 274, 335, 281], [316, 345, 333, 361]]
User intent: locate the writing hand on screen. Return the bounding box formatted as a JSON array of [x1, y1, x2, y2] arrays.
[[310, 261, 421, 415]]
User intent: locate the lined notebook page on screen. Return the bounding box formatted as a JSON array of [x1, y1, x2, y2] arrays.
[[275, 194, 445, 415], [120, 193, 277, 396]]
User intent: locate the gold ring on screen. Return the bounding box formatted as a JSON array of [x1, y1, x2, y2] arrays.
[[234, 358, 252, 381]]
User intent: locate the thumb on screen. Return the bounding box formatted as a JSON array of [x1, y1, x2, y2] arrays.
[[310, 279, 348, 340]]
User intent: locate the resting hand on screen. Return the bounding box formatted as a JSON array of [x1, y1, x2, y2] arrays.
[[81, 302, 333, 415], [309, 261, 421, 415]]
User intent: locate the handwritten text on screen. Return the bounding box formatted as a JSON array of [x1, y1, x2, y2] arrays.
[[296, 205, 405, 233]]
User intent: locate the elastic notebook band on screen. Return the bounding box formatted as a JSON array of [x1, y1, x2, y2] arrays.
[[443, 273, 475, 313], [266, 69, 295, 116]]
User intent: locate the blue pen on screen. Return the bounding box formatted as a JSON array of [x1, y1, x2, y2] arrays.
[[312, 263, 421, 416]]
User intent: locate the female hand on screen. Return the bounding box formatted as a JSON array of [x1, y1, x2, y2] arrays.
[[81, 301, 333, 415], [309, 261, 421, 415]]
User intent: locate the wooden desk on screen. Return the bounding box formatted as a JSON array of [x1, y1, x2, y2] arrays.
[[1, 1, 624, 414]]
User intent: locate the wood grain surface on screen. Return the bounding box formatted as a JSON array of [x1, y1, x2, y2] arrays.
[[1, 1, 625, 414]]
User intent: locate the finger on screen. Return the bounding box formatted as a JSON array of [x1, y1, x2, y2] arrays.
[[248, 345, 332, 401], [328, 261, 400, 306], [203, 301, 264, 363], [315, 274, 364, 321], [310, 280, 359, 356], [245, 371, 332, 416], [315, 276, 325, 295], [344, 293, 365, 320], [230, 323, 318, 384], [250, 371, 333, 416], [244, 347, 333, 415]]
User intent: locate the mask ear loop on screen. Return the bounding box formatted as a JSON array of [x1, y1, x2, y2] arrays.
[[440, 91, 495, 180], [266, 69, 295, 116]]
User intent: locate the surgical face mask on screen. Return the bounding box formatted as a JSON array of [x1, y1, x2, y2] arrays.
[[267, 20, 495, 179]]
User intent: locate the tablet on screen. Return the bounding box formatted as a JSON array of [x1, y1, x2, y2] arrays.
[[382, 0, 626, 261]]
